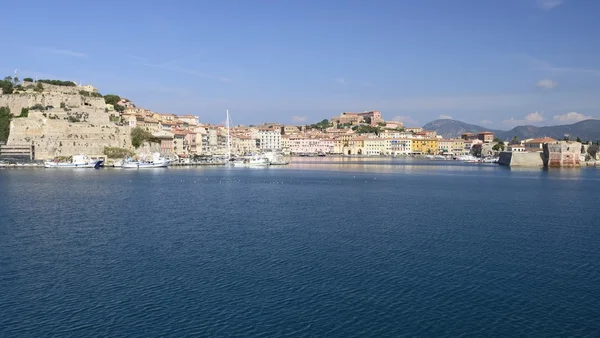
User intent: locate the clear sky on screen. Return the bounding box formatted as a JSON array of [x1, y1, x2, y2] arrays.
[[2, 0, 599, 128]]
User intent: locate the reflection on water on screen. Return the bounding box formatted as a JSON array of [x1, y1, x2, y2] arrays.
[[260, 156, 599, 180], [285, 156, 504, 174]]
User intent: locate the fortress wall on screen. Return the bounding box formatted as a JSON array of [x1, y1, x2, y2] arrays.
[[498, 151, 544, 167], [0, 93, 107, 119], [545, 141, 581, 167], [8, 116, 133, 160]]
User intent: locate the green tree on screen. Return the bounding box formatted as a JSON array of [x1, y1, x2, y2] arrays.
[[576, 136, 582, 143], [492, 142, 505, 151], [37, 79, 76, 86], [23, 77, 33, 82], [131, 126, 153, 148], [30, 104, 45, 111], [34, 82, 43, 92], [0, 78, 14, 94], [510, 136, 519, 144], [0, 107, 12, 142], [104, 94, 121, 106], [493, 137, 502, 143], [18, 108, 29, 118]]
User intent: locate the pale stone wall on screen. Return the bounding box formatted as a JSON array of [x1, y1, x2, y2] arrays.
[[7, 112, 134, 160], [544, 141, 581, 167], [0, 93, 107, 122], [21, 81, 88, 95], [498, 151, 544, 166]]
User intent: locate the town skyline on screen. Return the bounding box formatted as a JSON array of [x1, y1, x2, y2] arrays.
[[2, 0, 600, 127]]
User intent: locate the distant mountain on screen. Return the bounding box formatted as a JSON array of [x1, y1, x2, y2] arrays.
[[423, 119, 600, 141], [421, 119, 502, 139]]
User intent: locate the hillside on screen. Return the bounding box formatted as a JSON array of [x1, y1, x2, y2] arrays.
[[421, 119, 502, 138], [423, 119, 600, 141]]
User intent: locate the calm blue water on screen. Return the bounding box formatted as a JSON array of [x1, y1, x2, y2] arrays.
[[1, 158, 599, 337]]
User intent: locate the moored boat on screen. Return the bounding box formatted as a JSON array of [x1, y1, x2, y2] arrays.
[[232, 156, 271, 167], [263, 152, 289, 165], [44, 155, 103, 169], [122, 153, 170, 169]]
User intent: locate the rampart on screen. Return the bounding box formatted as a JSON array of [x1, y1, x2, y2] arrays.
[[544, 141, 581, 167], [497, 151, 544, 167]]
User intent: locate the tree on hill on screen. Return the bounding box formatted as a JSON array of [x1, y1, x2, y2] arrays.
[[0, 107, 12, 142], [104, 94, 121, 106], [576, 136, 582, 143], [131, 127, 153, 148], [310, 119, 330, 130], [510, 136, 520, 144], [0, 77, 14, 94], [36, 79, 77, 87], [34, 82, 43, 93], [492, 141, 505, 152], [23, 78, 33, 82], [352, 125, 381, 135]]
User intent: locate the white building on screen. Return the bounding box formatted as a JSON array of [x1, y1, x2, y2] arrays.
[[258, 128, 282, 151]]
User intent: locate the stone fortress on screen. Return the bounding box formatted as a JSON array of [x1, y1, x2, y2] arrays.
[[1, 81, 144, 160]]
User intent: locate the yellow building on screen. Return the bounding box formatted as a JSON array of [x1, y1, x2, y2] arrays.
[[452, 138, 465, 155], [411, 138, 439, 154], [343, 137, 365, 155]]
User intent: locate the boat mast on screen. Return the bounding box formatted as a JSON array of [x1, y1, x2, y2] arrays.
[[226, 110, 231, 159]]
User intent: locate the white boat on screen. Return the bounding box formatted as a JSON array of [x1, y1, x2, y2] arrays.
[[455, 155, 479, 162], [44, 155, 103, 168], [482, 157, 498, 163], [263, 152, 289, 165], [122, 153, 170, 169], [232, 156, 271, 167]]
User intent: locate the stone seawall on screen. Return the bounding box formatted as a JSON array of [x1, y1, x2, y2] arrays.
[[498, 151, 544, 167]]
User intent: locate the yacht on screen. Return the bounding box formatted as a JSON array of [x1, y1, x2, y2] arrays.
[[44, 155, 103, 168]]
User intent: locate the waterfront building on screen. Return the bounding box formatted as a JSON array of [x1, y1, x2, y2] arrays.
[[364, 138, 391, 155], [412, 138, 439, 154], [478, 132, 495, 143], [452, 138, 465, 155], [391, 138, 412, 155], [258, 128, 282, 151], [438, 139, 454, 154]]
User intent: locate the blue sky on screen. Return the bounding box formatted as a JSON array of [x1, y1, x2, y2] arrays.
[[2, 0, 600, 128]]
